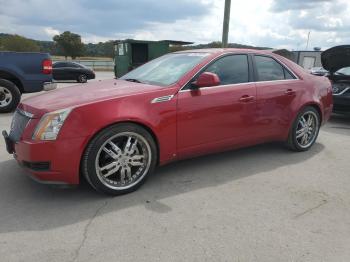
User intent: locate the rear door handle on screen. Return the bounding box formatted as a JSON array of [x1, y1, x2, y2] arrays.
[[239, 95, 255, 103], [285, 89, 296, 96]]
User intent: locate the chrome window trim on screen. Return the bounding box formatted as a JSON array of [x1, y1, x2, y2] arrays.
[[178, 79, 300, 93], [178, 52, 300, 93]]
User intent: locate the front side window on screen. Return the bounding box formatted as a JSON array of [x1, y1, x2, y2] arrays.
[[204, 55, 249, 85], [120, 52, 210, 86], [255, 56, 289, 81]]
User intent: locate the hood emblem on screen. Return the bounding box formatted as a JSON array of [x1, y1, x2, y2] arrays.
[[151, 95, 174, 104]]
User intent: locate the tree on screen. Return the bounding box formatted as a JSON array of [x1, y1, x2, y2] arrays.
[[85, 41, 115, 58], [53, 31, 85, 59], [208, 41, 223, 48], [0, 35, 40, 52]]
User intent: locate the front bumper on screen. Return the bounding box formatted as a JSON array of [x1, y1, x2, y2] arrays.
[[2, 131, 14, 154], [2, 132, 87, 185], [333, 94, 350, 113]]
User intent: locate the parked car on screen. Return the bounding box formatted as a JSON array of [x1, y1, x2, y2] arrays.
[[3, 49, 333, 195], [0, 52, 56, 113], [53, 61, 95, 83], [321, 45, 350, 114]]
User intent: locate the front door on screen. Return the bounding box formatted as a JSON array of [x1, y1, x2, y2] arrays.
[[177, 54, 257, 157]]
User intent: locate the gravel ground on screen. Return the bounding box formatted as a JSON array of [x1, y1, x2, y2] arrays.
[[0, 72, 349, 262]]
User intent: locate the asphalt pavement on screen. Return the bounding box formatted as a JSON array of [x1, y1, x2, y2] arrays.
[[0, 72, 349, 262]]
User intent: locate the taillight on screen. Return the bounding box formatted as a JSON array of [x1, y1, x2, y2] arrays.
[[42, 59, 52, 74]]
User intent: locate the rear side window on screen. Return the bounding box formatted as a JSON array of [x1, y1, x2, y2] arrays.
[[69, 63, 80, 68], [53, 62, 65, 68], [255, 55, 295, 81], [204, 55, 249, 85]]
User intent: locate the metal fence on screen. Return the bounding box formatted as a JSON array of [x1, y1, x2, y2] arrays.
[[53, 59, 114, 71]]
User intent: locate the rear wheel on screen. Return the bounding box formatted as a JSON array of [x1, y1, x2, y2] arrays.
[[77, 74, 87, 83], [82, 123, 157, 195], [0, 79, 21, 113], [287, 106, 320, 151]]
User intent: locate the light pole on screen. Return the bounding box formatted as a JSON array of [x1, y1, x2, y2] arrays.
[[222, 0, 231, 48]]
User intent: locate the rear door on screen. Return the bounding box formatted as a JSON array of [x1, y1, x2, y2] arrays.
[[53, 62, 67, 80], [177, 54, 257, 157], [253, 55, 301, 139]]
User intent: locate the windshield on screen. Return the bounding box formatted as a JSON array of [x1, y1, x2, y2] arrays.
[[336, 67, 350, 76], [120, 52, 210, 86]]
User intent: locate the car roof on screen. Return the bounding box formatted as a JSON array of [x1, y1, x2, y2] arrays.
[[175, 48, 274, 55]]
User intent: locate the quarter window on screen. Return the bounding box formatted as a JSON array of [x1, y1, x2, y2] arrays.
[[204, 55, 249, 85], [255, 55, 295, 81]]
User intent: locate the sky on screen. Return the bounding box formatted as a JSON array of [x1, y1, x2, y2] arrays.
[[0, 0, 349, 50]]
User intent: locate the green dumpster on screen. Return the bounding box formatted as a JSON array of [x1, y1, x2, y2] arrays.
[[114, 39, 193, 78]]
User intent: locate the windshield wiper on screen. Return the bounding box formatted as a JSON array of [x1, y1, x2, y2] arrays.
[[124, 78, 142, 83]]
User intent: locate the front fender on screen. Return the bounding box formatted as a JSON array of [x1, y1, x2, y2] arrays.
[[60, 91, 178, 165]]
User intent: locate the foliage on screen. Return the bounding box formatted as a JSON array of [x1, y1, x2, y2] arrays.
[[53, 31, 85, 59], [170, 41, 270, 52], [1, 33, 271, 58], [85, 41, 115, 57], [0, 34, 40, 52]]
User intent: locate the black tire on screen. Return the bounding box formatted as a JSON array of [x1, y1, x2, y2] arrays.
[[81, 123, 158, 195], [0, 79, 21, 113], [77, 74, 87, 83], [287, 106, 320, 152]]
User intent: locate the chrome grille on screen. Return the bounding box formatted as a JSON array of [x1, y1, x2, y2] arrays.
[[332, 83, 350, 95], [9, 109, 32, 142]]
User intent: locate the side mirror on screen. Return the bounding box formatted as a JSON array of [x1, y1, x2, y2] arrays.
[[191, 72, 220, 89]]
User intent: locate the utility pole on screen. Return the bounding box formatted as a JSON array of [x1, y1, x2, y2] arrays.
[[305, 31, 311, 50], [222, 0, 231, 48]]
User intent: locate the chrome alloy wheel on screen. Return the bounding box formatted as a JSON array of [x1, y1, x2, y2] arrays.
[[295, 111, 319, 149], [0, 86, 12, 108], [95, 132, 152, 190]]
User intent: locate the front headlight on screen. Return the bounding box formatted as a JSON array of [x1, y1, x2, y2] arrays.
[[32, 108, 72, 141]]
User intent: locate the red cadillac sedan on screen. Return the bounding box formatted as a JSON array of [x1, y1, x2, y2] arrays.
[[3, 49, 333, 195]]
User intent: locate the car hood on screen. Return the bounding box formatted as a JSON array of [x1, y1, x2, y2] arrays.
[[20, 79, 165, 116], [321, 45, 350, 73]]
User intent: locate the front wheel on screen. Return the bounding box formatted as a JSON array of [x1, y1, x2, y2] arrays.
[[0, 79, 21, 113], [81, 123, 157, 195], [287, 106, 321, 151], [77, 74, 87, 83]]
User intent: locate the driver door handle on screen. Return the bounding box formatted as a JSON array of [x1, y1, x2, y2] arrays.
[[285, 89, 296, 96], [239, 95, 255, 103]]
